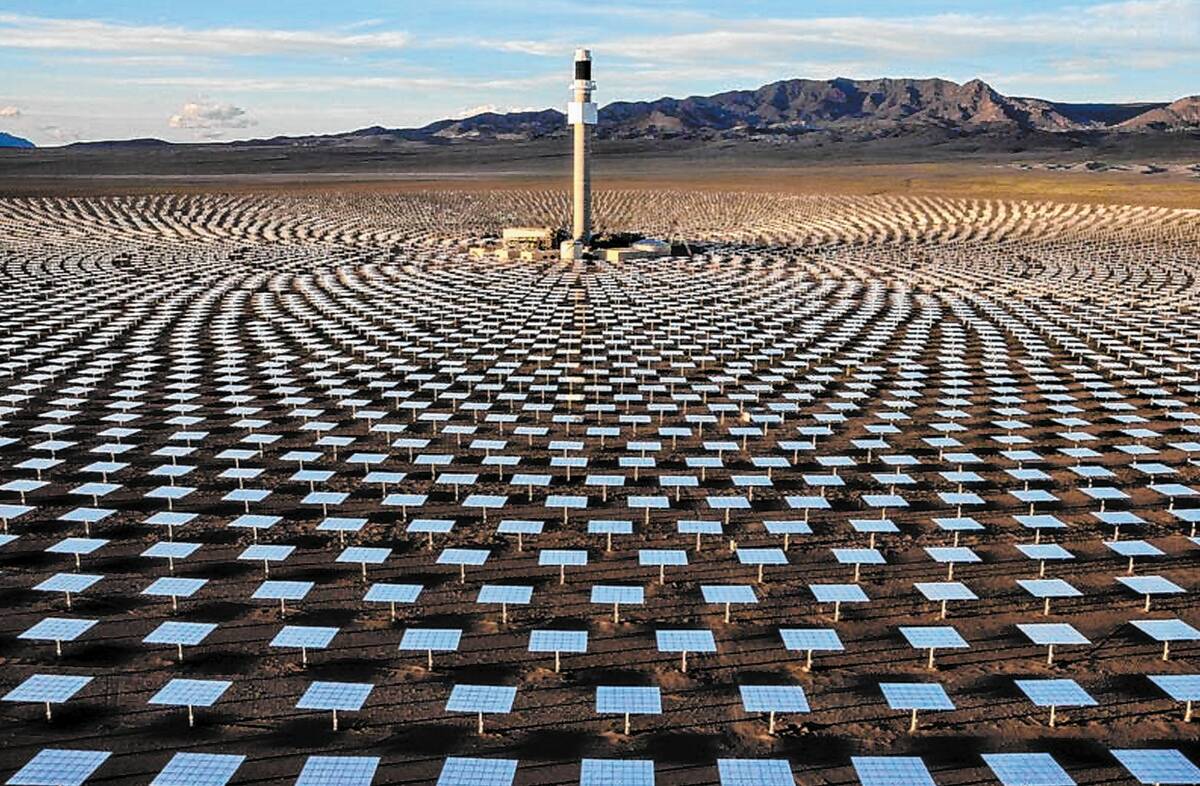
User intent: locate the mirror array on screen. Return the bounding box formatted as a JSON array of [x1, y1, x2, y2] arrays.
[[1, 191, 1199, 784]]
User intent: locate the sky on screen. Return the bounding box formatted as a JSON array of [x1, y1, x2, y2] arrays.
[[0, 0, 1196, 146]]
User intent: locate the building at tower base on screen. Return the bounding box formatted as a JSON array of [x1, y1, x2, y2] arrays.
[[469, 47, 675, 263]]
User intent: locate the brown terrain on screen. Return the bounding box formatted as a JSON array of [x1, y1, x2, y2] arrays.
[[1, 159, 1199, 210]]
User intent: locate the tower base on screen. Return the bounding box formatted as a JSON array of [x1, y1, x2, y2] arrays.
[[560, 240, 586, 261]]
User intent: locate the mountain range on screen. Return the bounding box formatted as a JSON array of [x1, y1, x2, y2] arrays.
[[5, 76, 1198, 151], [227, 77, 1199, 148], [0, 132, 34, 149]]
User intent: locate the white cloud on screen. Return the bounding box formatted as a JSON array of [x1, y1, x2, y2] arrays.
[[39, 124, 80, 142], [168, 101, 256, 131], [124, 73, 562, 93], [599, 60, 881, 96], [0, 13, 411, 56], [0, 105, 20, 118], [54, 54, 206, 68], [432, 37, 564, 57], [986, 71, 1117, 91], [10, 2, 1188, 68], [468, 1, 712, 27], [589, 1, 1200, 66], [452, 103, 544, 118]]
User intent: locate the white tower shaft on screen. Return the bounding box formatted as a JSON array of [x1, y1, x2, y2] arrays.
[[569, 49, 596, 243]]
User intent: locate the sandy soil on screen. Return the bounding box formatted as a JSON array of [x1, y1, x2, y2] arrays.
[[2, 137, 1199, 209], [2, 163, 1199, 209]]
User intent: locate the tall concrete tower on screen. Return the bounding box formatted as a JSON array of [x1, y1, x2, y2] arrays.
[[568, 48, 596, 244]]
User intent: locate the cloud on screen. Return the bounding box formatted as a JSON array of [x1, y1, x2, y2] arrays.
[[431, 37, 564, 57], [54, 54, 205, 68], [986, 70, 1116, 90], [452, 103, 544, 118], [600, 60, 880, 94], [168, 101, 256, 131], [0, 13, 411, 56], [586, 0, 1200, 67], [11, 2, 1186, 66], [464, 1, 712, 27], [0, 105, 20, 118], [39, 124, 80, 143], [124, 73, 561, 93]]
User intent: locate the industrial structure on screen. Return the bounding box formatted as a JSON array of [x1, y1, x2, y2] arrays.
[[471, 48, 671, 263], [560, 48, 596, 261], [468, 227, 557, 261]]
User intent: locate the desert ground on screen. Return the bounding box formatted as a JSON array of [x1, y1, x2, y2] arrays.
[[1, 179, 1199, 786], [2, 137, 1199, 207]]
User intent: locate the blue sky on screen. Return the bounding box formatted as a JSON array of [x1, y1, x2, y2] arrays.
[[0, 0, 1195, 145]]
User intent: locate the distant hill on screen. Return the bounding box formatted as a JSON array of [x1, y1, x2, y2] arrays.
[[597, 78, 1048, 137], [63, 77, 1199, 150], [1118, 96, 1200, 130], [0, 132, 34, 149], [374, 77, 1190, 143], [69, 137, 173, 149], [1033, 101, 1167, 127]]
